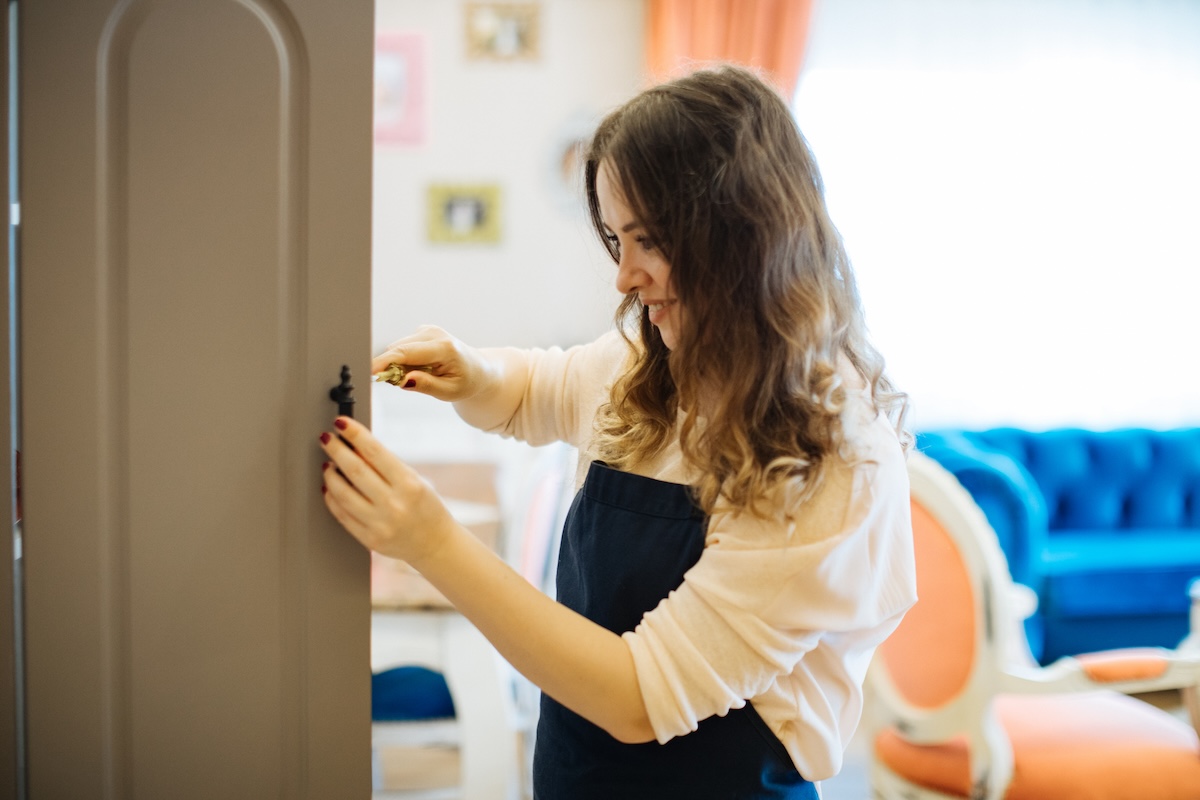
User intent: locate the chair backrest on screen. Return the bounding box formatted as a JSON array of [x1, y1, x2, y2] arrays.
[[505, 441, 578, 595], [872, 452, 1017, 718]]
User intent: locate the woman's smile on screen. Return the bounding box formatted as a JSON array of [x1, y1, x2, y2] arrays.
[[643, 298, 677, 326]]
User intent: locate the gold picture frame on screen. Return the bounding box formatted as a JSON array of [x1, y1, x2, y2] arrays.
[[464, 2, 540, 61], [427, 183, 503, 244]]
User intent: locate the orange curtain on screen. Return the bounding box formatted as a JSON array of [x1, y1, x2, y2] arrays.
[[645, 0, 815, 100]]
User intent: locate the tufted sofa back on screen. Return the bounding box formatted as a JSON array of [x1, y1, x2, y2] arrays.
[[914, 426, 1200, 662], [964, 428, 1200, 533]]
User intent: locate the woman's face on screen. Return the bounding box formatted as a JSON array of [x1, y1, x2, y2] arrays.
[[596, 162, 682, 351]]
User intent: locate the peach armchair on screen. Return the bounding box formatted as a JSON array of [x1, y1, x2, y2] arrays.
[[867, 451, 1200, 799]]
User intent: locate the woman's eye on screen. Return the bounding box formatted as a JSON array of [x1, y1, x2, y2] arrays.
[[635, 236, 655, 252], [604, 233, 620, 250]]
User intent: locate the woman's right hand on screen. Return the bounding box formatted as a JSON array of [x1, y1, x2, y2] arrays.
[[372, 325, 497, 403]]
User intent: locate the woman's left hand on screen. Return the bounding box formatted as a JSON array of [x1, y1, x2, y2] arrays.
[[321, 421, 653, 744], [318, 416, 456, 566]]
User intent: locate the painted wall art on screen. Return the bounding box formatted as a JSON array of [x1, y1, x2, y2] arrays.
[[464, 2, 540, 61]]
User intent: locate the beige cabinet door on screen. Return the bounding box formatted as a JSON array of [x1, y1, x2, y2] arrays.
[[17, 1, 374, 797]]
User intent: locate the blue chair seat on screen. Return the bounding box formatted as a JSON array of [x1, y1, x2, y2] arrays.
[[372, 665, 456, 722]]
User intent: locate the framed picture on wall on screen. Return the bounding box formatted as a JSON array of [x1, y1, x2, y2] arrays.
[[464, 2, 540, 61], [375, 32, 426, 146], [427, 183, 503, 244]]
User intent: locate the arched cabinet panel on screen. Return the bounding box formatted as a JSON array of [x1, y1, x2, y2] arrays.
[[18, 1, 373, 797]]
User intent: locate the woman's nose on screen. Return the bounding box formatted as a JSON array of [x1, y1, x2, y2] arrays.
[[614, 254, 642, 296]]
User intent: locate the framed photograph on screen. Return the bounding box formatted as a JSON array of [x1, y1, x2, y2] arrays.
[[374, 32, 426, 145], [464, 2, 540, 61], [427, 183, 503, 244]]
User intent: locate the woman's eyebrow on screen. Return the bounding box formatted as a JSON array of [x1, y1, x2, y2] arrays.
[[602, 221, 642, 235]]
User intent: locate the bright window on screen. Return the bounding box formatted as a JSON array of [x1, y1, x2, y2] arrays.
[[794, 0, 1200, 430]]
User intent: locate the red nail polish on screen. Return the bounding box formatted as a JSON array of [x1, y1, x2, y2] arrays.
[[322, 461, 331, 471], [320, 432, 331, 445], [403, 378, 416, 389], [334, 418, 348, 431], [321, 485, 327, 494]]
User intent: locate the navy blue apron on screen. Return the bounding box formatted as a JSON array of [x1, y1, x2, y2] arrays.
[[533, 461, 818, 799]]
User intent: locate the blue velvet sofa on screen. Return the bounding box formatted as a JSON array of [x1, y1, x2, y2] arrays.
[[915, 427, 1200, 664]]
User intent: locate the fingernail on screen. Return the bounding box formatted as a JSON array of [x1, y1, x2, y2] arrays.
[[322, 461, 331, 471], [334, 418, 348, 431], [321, 484, 327, 494], [403, 379, 416, 389], [320, 432, 331, 445]]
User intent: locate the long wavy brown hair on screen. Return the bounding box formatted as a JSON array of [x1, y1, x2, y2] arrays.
[[585, 64, 909, 517]]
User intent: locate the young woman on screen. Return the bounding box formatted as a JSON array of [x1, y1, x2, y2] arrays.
[[319, 65, 916, 799]]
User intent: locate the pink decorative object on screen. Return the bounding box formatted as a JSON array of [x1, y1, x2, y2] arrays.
[[374, 32, 426, 146]]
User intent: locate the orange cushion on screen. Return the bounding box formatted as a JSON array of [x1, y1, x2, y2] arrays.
[[1075, 648, 1171, 683], [874, 691, 1200, 799]]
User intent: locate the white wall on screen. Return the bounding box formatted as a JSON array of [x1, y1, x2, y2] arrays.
[[372, 0, 641, 356], [371, 0, 643, 468]]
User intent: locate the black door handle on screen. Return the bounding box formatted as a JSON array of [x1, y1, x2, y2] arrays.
[[329, 365, 356, 419]]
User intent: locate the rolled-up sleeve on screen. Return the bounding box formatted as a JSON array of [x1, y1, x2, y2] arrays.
[[471, 331, 629, 448]]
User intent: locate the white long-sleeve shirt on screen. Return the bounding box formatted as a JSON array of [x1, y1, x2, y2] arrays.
[[464, 330, 916, 781]]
